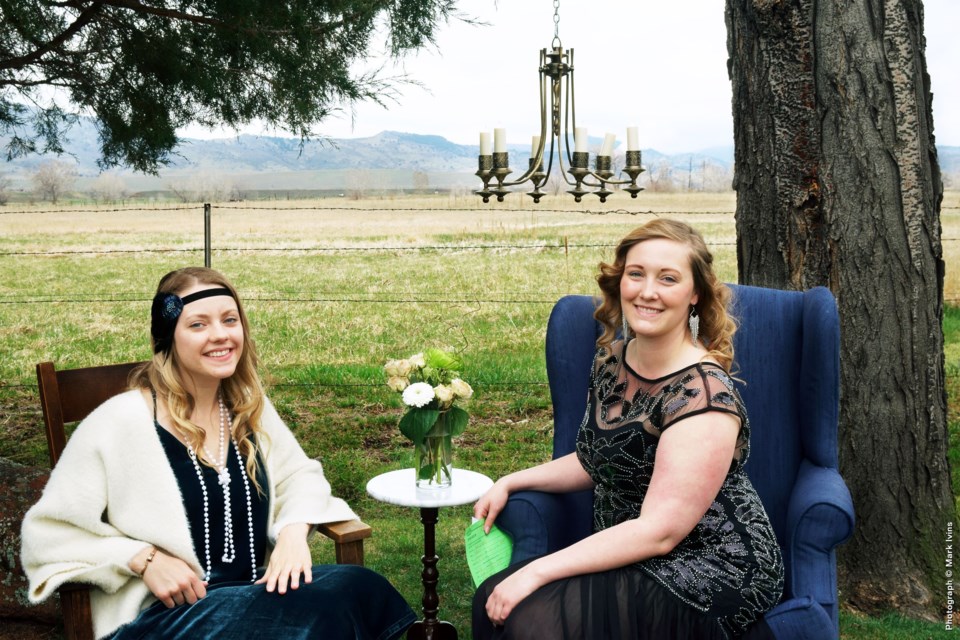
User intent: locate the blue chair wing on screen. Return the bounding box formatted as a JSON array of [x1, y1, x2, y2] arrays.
[[496, 285, 854, 640]]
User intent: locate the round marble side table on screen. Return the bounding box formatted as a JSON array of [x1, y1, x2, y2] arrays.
[[367, 468, 493, 640]]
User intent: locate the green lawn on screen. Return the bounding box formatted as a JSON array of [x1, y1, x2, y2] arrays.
[[1, 192, 956, 638]]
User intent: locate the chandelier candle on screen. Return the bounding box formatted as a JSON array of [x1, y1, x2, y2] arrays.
[[574, 127, 588, 153], [600, 133, 616, 157], [494, 128, 506, 153], [479, 132, 491, 156], [476, 132, 494, 202]]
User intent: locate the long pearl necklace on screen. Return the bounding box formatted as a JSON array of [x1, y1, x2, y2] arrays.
[[187, 394, 257, 582]]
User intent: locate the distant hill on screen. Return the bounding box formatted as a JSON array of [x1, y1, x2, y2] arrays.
[[0, 115, 739, 190], [939, 145, 960, 174], [1, 114, 956, 193]]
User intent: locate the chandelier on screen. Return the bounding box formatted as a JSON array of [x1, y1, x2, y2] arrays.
[[475, 1, 644, 204]]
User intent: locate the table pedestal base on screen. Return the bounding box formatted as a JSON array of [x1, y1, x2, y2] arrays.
[[406, 620, 458, 640], [407, 507, 458, 640]]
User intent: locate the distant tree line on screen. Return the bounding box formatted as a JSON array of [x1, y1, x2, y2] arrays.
[[2, 161, 956, 207]]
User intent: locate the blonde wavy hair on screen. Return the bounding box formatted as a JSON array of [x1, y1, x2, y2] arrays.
[[594, 219, 737, 372], [132, 267, 268, 493]]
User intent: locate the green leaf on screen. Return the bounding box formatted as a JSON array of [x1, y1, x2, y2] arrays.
[[445, 406, 469, 437], [418, 463, 435, 480], [424, 348, 462, 371], [399, 408, 439, 446]]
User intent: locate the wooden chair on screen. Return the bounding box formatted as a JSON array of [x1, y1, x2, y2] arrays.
[[36, 360, 372, 640]]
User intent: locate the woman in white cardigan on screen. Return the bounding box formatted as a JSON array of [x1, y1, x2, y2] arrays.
[[22, 267, 415, 640]]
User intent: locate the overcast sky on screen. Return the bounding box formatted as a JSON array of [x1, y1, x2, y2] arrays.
[[184, 0, 959, 154]]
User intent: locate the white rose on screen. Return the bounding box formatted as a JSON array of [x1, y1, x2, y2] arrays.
[[384, 359, 404, 377], [409, 352, 426, 368], [450, 378, 473, 400], [387, 376, 409, 392], [434, 384, 454, 406]]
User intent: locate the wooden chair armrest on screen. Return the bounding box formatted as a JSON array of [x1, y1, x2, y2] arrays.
[[316, 519, 372, 566], [316, 518, 372, 543]]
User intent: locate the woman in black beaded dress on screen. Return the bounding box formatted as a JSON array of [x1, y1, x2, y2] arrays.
[[472, 220, 784, 639]]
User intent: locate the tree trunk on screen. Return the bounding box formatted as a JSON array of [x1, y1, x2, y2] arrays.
[[0, 457, 60, 627], [726, 0, 951, 620]]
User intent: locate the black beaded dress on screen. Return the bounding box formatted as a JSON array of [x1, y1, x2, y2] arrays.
[[473, 340, 784, 640]]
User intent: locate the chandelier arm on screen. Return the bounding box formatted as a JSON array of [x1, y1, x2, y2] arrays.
[[534, 48, 549, 169], [553, 135, 580, 186], [562, 51, 575, 167], [499, 56, 552, 188], [542, 135, 557, 184]]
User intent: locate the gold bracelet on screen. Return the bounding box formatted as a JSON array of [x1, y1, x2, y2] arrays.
[[138, 547, 158, 578]]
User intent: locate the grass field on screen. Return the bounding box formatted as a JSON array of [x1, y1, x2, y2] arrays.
[[2, 190, 958, 638]]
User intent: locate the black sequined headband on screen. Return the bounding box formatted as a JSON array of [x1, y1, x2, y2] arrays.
[[150, 287, 235, 354]]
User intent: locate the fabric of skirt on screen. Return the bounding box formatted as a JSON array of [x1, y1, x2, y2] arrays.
[[472, 558, 777, 640], [110, 564, 415, 640]]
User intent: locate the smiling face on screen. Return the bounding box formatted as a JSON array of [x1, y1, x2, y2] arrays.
[[172, 283, 244, 387], [620, 238, 699, 342]]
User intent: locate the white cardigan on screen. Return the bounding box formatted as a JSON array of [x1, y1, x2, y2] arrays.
[[21, 389, 358, 640]]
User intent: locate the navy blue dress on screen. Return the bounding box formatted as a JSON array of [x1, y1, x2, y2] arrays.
[[110, 424, 414, 640]]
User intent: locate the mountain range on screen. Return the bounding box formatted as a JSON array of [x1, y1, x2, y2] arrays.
[[1, 116, 737, 191], [2, 115, 958, 192]]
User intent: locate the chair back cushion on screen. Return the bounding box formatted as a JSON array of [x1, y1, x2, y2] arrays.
[[545, 295, 604, 460], [728, 284, 840, 538]]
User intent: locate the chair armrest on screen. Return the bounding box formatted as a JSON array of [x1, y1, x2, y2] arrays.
[[497, 490, 593, 564], [316, 519, 372, 566], [764, 596, 837, 640], [785, 460, 855, 616], [316, 518, 372, 543]]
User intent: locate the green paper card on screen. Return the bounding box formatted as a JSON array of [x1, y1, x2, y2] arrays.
[[465, 519, 513, 588]]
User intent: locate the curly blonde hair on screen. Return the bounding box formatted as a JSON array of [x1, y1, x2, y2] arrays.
[[132, 267, 268, 493], [594, 219, 737, 372]]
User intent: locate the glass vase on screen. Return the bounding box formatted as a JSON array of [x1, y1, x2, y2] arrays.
[[415, 411, 453, 489]]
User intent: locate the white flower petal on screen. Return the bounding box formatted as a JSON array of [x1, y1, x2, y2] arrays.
[[402, 382, 435, 408]]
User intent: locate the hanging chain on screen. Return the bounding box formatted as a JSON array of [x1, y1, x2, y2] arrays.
[[552, 0, 562, 49]]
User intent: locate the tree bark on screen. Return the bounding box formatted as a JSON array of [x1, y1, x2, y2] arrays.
[[0, 457, 60, 627], [726, 0, 951, 619]]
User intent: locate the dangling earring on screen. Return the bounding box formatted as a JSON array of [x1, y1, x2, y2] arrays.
[[622, 312, 631, 340], [688, 306, 700, 345]]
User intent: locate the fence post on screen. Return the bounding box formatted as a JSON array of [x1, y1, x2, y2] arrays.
[[204, 203, 211, 267]]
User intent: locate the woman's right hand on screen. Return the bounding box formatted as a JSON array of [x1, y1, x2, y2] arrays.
[[139, 549, 207, 607], [474, 478, 511, 534]]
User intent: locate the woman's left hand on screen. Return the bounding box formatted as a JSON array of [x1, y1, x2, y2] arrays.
[[256, 523, 312, 594], [485, 563, 544, 626]]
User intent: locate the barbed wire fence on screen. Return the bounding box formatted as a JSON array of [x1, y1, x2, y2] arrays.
[[3, 201, 959, 402], [0, 202, 735, 400]]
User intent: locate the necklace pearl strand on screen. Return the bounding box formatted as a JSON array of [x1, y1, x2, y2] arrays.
[[186, 393, 257, 582]]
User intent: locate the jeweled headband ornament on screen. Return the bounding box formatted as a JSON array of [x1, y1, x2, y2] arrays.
[[151, 287, 234, 354]]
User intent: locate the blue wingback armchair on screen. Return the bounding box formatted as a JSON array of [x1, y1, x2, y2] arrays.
[[496, 284, 855, 640]]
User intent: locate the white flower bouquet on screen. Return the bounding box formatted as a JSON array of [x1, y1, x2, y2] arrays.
[[384, 348, 473, 488]]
